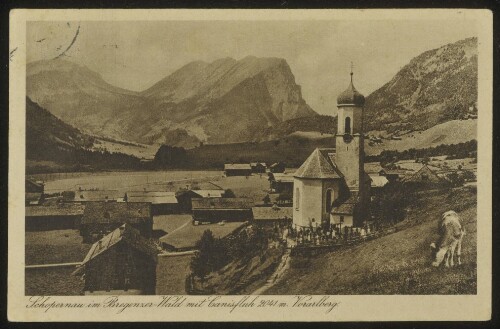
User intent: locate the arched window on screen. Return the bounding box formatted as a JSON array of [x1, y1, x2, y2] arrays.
[[345, 117, 351, 134], [326, 189, 333, 213], [295, 187, 300, 210]]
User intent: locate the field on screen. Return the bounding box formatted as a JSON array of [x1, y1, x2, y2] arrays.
[[366, 119, 477, 156], [267, 187, 477, 295]]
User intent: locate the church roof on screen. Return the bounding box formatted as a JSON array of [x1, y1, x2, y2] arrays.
[[331, 191, 360, 215], [337, 73, 365, 107], [294, 148, 343, 179]]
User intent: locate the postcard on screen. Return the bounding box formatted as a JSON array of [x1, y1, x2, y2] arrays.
[[8, 8, 492, 321]]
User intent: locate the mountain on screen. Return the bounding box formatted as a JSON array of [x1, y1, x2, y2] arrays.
[[364, 37, 477, 134], [27, 57, 316, 147]]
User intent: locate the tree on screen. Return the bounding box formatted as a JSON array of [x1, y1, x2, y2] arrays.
[[190, 230, 226, 279], [223, 189, 236, 198], [262, 194, 271, 205]]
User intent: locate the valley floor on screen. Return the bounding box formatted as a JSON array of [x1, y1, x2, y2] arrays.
[[267, 187, 477, 295]]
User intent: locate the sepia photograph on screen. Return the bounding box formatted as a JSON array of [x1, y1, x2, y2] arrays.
[[8, 9, 492, 322]]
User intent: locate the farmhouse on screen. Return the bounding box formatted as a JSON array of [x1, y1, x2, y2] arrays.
[[224, 163, 252, 176], [74, 224, 158, 295], [252, 206, 293, 224], [80, 201, 153, 243], [191, 197, 254, 223], [124, 191, 179, 215], [402, 164, 447, 188], [176, 189, 224, 212], [25, 203, 85, 231], [270, 173, 294, 193], [293, 71, 371, 229]]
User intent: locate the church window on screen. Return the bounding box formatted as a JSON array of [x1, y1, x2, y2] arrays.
[[295, 188, 300, 210], [326, 189, 333, 213], [345, 117, 351, 134]]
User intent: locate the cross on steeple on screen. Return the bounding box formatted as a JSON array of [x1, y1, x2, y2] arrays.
[[350, 62, 354, 82]]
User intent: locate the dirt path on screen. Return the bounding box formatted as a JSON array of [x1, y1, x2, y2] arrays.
[[251, 242, 293, 295]]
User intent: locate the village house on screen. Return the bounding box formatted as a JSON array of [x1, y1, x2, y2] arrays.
[[80, 201, 153, 243], [224, 163, 252, 176], [123, 191, 179, 215], [269, 173, 294, 193], [25, 203, 85, 231], [74, 224, 158, 295], [191, 197, 254, 223], [175, 189, 225, 212], [293, 71, 371, 229], [402, 164, 448, 189]]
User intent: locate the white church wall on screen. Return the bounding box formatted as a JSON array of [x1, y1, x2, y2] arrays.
[[293, 178, 323, 228]]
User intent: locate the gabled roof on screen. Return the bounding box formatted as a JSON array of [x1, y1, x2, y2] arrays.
[[294, 148, 343, 179], [272, 173, 294, 183], [402, 164, 443, 183], [26, 203, 85, 217], [369, 175, 389, 188], [224, 163, 252, 170], [191, 197, 253, 210], [126, 191, 178, 204], [81, 224, 157, 265], [81, 201, 151, 225]]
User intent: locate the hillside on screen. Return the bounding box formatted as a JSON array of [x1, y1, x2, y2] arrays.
[[26, 98, 141, 173], [364, 37, 477, 133], [27, 57, 317, 146], [267, 187, 477, 295]]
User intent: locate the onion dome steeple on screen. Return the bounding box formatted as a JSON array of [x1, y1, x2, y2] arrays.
[[337, 66, 365, 107]]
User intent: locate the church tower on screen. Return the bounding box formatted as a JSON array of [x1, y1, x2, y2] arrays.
[[335, 68, 366, 201]]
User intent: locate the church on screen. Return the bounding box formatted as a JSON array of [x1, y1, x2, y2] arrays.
[[293, 71, 371, 229]]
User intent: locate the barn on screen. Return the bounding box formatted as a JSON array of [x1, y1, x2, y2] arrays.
[[74, 224, 158, 295], [224, 163, 252, 176], [124, 191, 179, 215], [80, 201, 153, 243], [176, 189, 224, 212], [25, 203, 85, 231], [191, 198, 254, 223]]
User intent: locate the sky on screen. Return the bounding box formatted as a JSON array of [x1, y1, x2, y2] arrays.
[[27, 19, 476, 115]]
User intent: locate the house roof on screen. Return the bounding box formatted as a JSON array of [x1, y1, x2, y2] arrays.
[[252, 206, 293, 220], [125, 191, 178, 204], [81, 224, 157, 265], [250, 162, 266, 167], [25, 203, 86, 217], [369, 175, 389, 188], [294, 148, 343, 179], [224, 163, 252, 170], [81, 201, 151, 225], [272, 173, 295, 183], [402, 164, 443, 183], [331, 191, 359, 215], [73, 190, 122, 202], [26, 192, 42, 202], [159, 221, 246, 250], [191, 197, 254, 210], [191, 190, 224, 198]]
